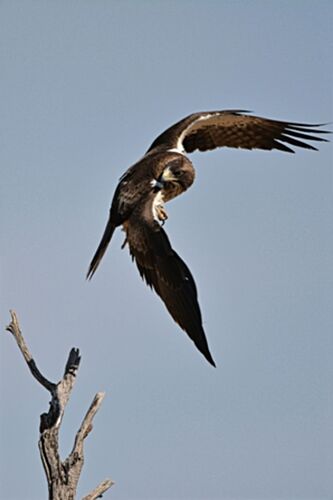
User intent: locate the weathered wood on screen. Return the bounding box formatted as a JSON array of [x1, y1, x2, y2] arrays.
[[82, 479, 115, 500], [6, 310, 113, 499]]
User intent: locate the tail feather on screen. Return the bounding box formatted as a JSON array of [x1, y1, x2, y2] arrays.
[[87, 218, 116, 279]]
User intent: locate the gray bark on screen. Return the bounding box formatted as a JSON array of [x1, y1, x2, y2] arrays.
[[5, 310, 113, 500]]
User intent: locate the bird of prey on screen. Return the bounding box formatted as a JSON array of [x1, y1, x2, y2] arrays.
[[87, 110, 329, 366]]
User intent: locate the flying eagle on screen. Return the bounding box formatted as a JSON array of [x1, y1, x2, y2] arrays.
[[87, 110, 329, 366]]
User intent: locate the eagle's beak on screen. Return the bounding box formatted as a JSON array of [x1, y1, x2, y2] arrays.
[[151, 178, 164, 189]]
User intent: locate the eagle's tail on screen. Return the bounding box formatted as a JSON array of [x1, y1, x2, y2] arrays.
[[86, 217, 116, 280]]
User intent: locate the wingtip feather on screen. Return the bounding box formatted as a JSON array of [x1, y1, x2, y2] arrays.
[[203, 349, 216, 367]]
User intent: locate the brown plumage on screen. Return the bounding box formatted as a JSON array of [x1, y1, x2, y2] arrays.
[[87, 110, 329, 366]]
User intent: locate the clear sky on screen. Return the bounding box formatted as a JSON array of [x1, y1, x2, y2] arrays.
[[1, 1, 332, 499]]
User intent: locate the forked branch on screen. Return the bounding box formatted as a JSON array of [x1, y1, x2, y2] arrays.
[[5, 310, 113, 499]]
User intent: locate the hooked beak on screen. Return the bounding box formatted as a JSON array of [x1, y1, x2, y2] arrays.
[[151, 178, 164, 190]]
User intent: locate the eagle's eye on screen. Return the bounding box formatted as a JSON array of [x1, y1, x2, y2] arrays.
[[172, 170, 182, 178]]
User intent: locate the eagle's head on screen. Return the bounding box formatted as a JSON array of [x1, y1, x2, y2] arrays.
[[159, 158, 195, 202]]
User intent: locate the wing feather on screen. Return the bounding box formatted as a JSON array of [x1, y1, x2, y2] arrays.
[[147, 110, 330, 154], [125, 204, 215, 366]]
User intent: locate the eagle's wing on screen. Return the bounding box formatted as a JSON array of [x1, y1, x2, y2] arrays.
[[125, 201, 215, 366], [147, 110, 329, 154]]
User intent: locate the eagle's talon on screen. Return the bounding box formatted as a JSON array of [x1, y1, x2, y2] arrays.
[[156, 204, 168, 223]]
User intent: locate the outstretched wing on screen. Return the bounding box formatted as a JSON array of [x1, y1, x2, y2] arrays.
[[125, 202, 215, 367], [147, 110, 330, 154]]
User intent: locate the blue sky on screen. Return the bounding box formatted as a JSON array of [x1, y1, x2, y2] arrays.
[[1, 1, 332, 499]]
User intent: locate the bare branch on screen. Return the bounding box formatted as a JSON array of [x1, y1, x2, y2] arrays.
[[5, 310, 113, 499], [72, 392, 105, 455], [6, 310, 55, 391], [82, 479, 115, 500], [63, 392, 107, 491]]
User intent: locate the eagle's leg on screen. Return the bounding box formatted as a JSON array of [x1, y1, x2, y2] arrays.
[[121, 224, 128, 249], [121, 234, 128, 249]]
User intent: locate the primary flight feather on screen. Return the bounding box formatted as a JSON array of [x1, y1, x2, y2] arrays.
[[87, 110, 329, 366]]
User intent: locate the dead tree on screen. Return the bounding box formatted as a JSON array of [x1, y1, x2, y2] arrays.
[[5, 310, 114, 500]]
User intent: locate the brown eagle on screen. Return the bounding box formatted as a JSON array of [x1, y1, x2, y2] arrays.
[[87, 110, 329, 366]]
